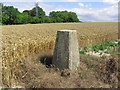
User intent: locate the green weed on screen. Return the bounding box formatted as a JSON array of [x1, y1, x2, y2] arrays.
[[79, 40, 119, 55]]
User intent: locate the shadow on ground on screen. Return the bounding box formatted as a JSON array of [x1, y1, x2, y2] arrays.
[[39, 55, 53, 68]]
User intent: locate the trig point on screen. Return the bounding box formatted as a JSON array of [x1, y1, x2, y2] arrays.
[[53, 30, 80, 70]]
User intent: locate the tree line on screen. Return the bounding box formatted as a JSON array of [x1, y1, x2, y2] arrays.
[[1, 4, 80, 25]]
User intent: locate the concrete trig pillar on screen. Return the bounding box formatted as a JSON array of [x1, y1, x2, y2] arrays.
[[53, 30, 80, 70]]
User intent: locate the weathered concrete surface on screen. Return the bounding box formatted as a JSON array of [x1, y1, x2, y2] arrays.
[[53, 30, 80, 70]]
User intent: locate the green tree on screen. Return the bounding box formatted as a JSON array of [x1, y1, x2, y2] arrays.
[[2, 5, 80, 25], [30, 17, 40, 24], [23, 10, 30, 15], [40, 16, 54, 23], [68, 12, 79, 22], [16, 13, 31, 24], [49, 11, 79, 22], [2, 6, 20, 24], [29, 6, 45, 17]]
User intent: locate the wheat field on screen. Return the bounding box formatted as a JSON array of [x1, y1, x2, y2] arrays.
[[1, 22, 118, 87]]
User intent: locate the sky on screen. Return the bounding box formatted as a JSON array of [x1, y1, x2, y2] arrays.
[[0, 0, 120, 22]]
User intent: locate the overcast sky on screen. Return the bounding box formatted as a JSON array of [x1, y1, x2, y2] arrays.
[[0, 0, 119, 22]]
